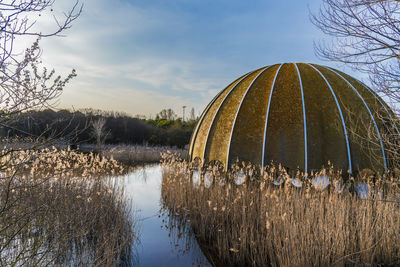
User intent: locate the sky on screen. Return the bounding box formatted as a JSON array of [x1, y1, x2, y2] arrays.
[[31, 0, 337, 118]]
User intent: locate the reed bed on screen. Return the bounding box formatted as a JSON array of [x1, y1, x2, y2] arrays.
[[161, 153, 400, 267], [0, 146, 136, 266], [80, 144, 188, 165], [1, 139, 189, 166]]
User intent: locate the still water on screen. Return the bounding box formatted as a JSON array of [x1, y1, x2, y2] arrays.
[[120, 164, 212, 267]]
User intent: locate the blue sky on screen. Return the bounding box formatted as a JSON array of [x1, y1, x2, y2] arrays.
[[37, 0, 337, 118]]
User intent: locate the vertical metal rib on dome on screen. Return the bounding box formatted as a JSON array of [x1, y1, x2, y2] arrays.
[[189, 89, 227, 161], [202, 70, 256, 161], [261, 64, 282, 169], [205, 68, 268, 165], [327, 67, 388, 173], [294, 63, 308, 174], [188, 72, 250, 161], [360, 81, 400, 134], [307, 63, 353, 173], [226, 66, 270, 170], [191, 62, 397, 174]]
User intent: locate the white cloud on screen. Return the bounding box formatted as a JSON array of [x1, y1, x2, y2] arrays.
[[18, 0, 330, 116], [33, 0, 235, 116]]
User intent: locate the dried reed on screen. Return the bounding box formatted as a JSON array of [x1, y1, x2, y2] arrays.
[[81, 144, 188, 165], [0, 147, 136, 266], [161, 153, 400, 267]]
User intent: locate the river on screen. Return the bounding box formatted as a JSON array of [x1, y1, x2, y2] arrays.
[[120, 164, 212, 267]]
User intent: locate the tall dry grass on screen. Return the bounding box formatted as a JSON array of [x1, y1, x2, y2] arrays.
[[80, 144, 188, 165], [161, 153, 400, 267], [0, 146, 136, 266]]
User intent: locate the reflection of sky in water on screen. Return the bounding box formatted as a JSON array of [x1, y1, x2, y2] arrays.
[[121, 165, 212, 267], [118, 165, 378, 266]]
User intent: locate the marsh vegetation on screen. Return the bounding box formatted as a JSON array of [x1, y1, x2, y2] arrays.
[[4, 108, 197, 149], [0, 146, 136, 266], [81, 144, 188, 166], [161, 153, 400, 266]]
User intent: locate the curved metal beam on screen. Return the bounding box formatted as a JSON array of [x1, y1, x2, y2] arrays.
[[326, 66, 388, 173], [261, 64, 283, 169], [202, 70, 257, 164], [188, 72, 250, 161], [226, 66, 271, 171], [307, 64, 353, 174], [294, 63, 308, 174], [358, 80, 400, 134]]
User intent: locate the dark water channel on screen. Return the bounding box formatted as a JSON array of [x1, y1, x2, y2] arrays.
[[121, 164, 213, 267]]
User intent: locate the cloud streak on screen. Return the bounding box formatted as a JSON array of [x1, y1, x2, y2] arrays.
[[35, 0, 327, 116]]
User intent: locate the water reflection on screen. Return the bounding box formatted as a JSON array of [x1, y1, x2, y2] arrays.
[[120, 164, 212, 267], [160, 206, 227, 267], [119, 164, 383, 267]]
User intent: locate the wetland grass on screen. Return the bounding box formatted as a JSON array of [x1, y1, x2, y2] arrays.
[[0, 147, 136, 266], [161, 153, 400, 267], [80, 143, 188, 165]]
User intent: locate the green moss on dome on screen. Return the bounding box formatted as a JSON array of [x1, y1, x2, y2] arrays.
[[189, 63, 397, 173]]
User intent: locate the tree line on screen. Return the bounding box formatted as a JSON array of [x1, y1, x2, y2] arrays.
[[2, 108, 198, 149]]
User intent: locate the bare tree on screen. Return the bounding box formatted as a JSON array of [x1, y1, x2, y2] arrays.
[[311, 0, 400, 104], [91, 117, 109, 154], [0, 1, 83, 265], [0, 0, 82, 124], [0, 0, 83, 156], [189, 107, 196, 122], [157, 108, 177, 120]]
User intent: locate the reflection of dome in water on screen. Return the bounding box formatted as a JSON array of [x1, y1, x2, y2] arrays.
[[189, 63, 399, 173]]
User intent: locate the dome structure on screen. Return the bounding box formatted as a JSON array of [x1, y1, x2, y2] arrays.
[[188, 63, 399, 173]]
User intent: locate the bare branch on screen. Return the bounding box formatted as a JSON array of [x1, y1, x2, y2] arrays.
[[311, 0, 400, 104]]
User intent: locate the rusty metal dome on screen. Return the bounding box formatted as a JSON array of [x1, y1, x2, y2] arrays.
[[189, 63, 399, 173]]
